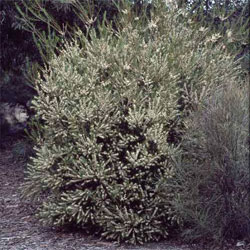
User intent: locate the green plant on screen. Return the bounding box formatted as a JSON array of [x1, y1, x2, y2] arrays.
[[173, 80, 249, 244], [23, 0, 244, 245], [178, 0, 249, 74]]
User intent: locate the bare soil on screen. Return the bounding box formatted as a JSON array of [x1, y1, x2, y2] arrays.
[[0, 139, 249, 250]]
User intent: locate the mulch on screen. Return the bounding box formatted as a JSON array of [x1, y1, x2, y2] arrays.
[[0, 139, 248, 250]]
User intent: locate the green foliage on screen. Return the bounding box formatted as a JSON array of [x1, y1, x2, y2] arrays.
[[0, 0, 121, 105], [0, 0, 124, 141], [23, 0, 244, 245], [16, 0, 122, 64], [172, 80, 249, 244], [178, 0, 249, 73]]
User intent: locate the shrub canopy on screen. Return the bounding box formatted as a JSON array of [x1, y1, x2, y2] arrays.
[[24, 0, 243, 245]]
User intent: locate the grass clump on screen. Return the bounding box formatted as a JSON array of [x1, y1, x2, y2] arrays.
[[173, 80, 249, 244]]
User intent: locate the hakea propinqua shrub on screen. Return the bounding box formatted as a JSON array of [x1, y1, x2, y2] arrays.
[[23, 0, 242, 245]]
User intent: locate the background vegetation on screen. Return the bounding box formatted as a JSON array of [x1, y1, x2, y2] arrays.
[[172, 80, 249, 243]]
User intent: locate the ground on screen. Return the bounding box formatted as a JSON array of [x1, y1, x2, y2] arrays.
[[0, 139, 248, 250]]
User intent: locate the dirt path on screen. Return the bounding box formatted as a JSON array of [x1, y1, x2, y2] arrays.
[[0, 141, 245, 250]]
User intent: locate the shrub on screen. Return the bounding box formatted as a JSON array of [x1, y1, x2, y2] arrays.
[[173, 80, 249, 244], [23, 0, 243, 245]]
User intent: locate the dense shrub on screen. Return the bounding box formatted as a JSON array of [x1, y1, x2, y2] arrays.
[[23, 0, 243, 245], [172, 80, 249, 243]]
